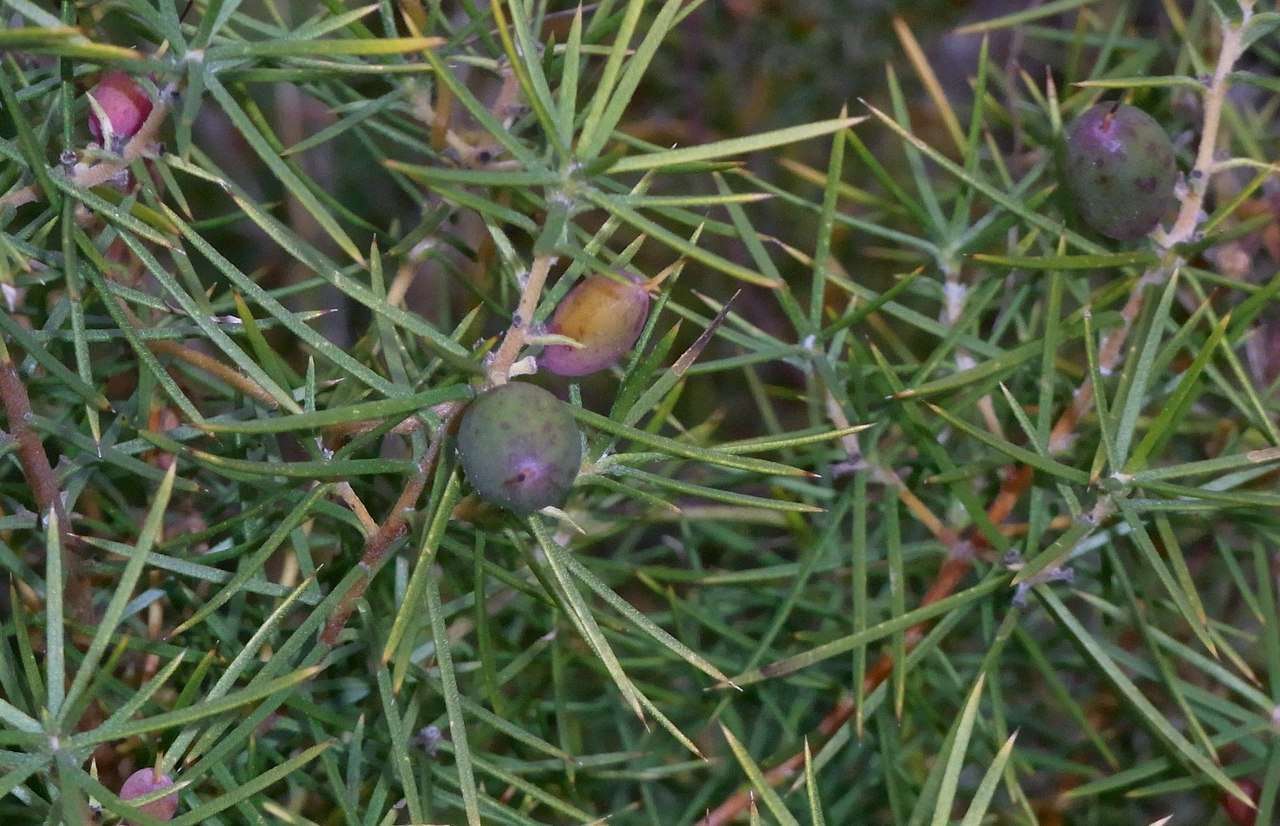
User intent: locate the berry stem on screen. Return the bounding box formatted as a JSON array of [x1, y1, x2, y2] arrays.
[[320, 402, 464, 645], [1053, 7, 1253, 454], [1165, 6, 1251, 247], [488, 254, 554, 386]]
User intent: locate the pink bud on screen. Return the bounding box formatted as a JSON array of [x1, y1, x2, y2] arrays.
[[119, 768, 179, 823], [87, 72, 153, 144]]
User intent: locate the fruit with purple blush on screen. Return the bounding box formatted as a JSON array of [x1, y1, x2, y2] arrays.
[[1064, 103, 1176, 241], [540, 272, 651, 377], [456, 382, 582, 515]]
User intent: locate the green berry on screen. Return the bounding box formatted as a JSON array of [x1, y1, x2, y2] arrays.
[[456, 382, 582, 515], [1064, 103, 1176, 241], [541, 273, 650, 377]]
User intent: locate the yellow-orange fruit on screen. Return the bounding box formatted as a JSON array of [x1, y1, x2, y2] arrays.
[[541, 273, 650, 377]]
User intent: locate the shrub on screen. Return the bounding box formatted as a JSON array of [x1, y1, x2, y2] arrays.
[[0, 1, 1278, 824]]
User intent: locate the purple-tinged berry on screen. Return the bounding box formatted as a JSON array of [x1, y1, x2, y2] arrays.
[[541, 272, 650, 377], [119, 768, 179, 824], [456, 382, 581, 515], [87, 72, 153, 144], [1065, 103, 1176, 241]]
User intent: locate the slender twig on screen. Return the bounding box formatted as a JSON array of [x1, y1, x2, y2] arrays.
[[322, 253, 555, 640], [488, 254, 554, 385], [705, 9, 1255, 820], [321, 402, 464, 645], [112, 298, 281, 408], [1163, 6, 1251, 247], [334, 482, 377, 536], [148, 338, 281, 408], [826, 372, 957, 549], [0, 346, 90, 619]]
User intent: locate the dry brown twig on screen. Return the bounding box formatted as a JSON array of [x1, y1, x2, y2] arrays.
[[320, 250, 557, 642], [334, 482, 378, 536], [148, 337, 280, 408], [103, 296, 283, 409], [0, 344, 91, 620], [704, 6, 1256, 821], [321, 401, 465, 645]]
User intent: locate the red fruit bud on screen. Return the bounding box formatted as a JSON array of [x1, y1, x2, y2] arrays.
[[1221, 778, 1260, 826], [87, 72, 154, 144], [119, 768, 179, 824]]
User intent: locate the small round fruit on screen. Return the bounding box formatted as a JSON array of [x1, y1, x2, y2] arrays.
[[456, 382, 581, 515], [1221, 778, 1260, 826], [541, 273, 650, 377], [120, 768, 179, 824], [1064, 103, 1176, 241], [87, 72, 153, 144]]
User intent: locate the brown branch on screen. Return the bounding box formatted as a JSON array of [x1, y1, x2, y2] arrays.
[[334, 482, 377, 536], [148, 338, 280, 409], [320, 402, 464, 645], [112, 298, 281, 409], [0, 350, 91, 620]]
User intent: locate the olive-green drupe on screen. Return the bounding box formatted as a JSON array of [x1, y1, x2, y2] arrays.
[[456, 382, 582, 515], [1064, 103, 1176, 241]]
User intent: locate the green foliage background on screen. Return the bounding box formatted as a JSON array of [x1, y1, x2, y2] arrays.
[[1, 0, 1279, 824]]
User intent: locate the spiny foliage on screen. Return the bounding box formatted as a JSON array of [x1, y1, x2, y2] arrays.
[[0, 1, 1278, 825]]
